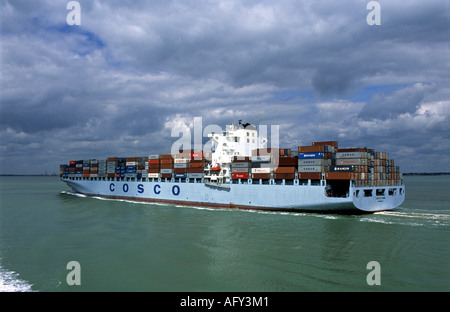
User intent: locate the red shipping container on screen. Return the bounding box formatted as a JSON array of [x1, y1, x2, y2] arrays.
[[274, 166, 296, 174], [232, 173, 249, 179], [189, 162, 205, 168], [188, 168, 204, 173], [312, 141, 338, 148], [161, 173, 172, 179], [174, 168, 187, 173], [278, 157, 297, 166], [190, 152, 204, 159], [69, 160, 77, 165], [252, 173, 271, 180], [336, 148, 367, 152], [298, 172, 322, 180], [148, 159, 160, 164], [273, 173, 295, 180]]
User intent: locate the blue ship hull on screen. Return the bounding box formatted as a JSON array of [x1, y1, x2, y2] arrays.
[[62, 177, 405, 213]]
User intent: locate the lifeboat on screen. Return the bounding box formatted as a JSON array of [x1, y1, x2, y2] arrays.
[[212, 165, 221, 171]]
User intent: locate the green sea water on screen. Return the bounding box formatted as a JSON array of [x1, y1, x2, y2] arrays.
[[0, 175, 449, 292]]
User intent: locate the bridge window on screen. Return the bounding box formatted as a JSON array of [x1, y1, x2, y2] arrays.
[[376, 189, 385, 196], [364, 189, 373, 197]]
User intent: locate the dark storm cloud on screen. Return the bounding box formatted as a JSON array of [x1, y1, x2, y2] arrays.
[[0, 0, 449, 173]]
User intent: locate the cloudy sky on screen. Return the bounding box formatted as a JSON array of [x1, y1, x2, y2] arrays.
[[1, 0, 449, 174]]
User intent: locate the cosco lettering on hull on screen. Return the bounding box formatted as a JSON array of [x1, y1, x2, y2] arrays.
[[108, 183, 180, 196]]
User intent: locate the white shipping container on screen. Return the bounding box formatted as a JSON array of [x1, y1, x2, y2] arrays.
[[336, 152, 365, 159], [298, 159, 324, 166], [251, 168, 271, 174], [126, 161, 137, 166], [188, 173, 203, 179], [148, 173, 159, 178], [298, 165, 323, 173], [336, 158, 367, 166], [174, 158, 189, 164], [231, 167, 249, 173], [231, 162, 250, 168], [251, 155, 271, 162]]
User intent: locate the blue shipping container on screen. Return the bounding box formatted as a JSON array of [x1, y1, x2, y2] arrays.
[[298, 152, 325, 159], [174, 173, 187, 178]]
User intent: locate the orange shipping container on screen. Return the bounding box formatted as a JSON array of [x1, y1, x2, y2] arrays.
[[298, 145, 324, 153], [325, 172, 352, 180], [274, 166, 296, 174]]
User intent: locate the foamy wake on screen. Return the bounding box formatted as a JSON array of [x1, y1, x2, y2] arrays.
[[0, 264, 34, 292]]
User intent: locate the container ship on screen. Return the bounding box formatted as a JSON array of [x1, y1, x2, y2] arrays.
[[60, 121, 405, 213]]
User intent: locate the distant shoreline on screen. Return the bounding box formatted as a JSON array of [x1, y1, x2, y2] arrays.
[[403, 172, 450, 176], [1, 173, 449, 177], [0, 174, 58, 177]]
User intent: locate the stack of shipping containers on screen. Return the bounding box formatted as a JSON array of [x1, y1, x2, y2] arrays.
[[274, 149, 297, 180], [60, 140, 401, 186], [174, 151, 189, 179], [160, 154, 173, 179], [148, 154, 160, 178], [107, 158, 117, 178], [231, 156, 250, 180], [251, 148, 273, 180], [188, 151, 205, 180]]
